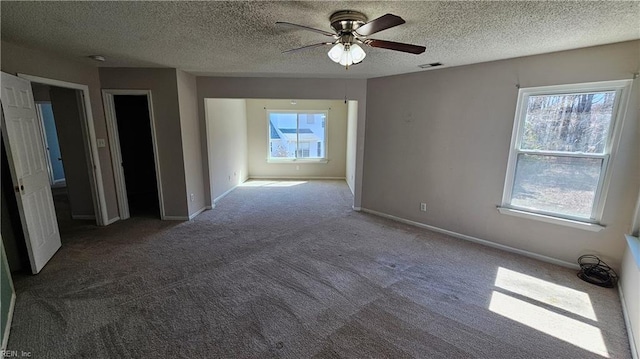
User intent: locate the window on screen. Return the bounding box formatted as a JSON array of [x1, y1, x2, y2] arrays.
[[268, 111, 327, 161], [500, 80, 631, 227]]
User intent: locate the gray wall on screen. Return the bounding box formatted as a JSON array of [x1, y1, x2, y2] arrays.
[[362, 40, 639, 266], [246, 99, 347, 179], [196, 77, 367, 208], [177, 70, 206, 217], [205, 99, 248, 201], [99, 68, 189, 218], [49, 87, 95, 217], [1, 40, 118, 220], [31, 83, 51, 102]]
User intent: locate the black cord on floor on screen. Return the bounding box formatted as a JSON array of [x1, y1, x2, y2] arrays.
[[577, 255, 618, 288]]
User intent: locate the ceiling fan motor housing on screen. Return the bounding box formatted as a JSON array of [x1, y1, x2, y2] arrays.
[[330, 10, 368, 36], [278, 10, 426, 58]]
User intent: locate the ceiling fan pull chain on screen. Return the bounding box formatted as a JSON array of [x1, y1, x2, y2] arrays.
[[344, 80, 348, 103]]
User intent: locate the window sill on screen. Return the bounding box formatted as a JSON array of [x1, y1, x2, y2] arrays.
[[267, 158, 329, 164], [496, 207, 605, 232]]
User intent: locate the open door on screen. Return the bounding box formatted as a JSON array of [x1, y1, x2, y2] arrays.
[[1, 71, 61, 274]]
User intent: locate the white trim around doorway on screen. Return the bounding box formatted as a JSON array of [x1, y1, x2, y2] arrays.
[[102, 89, 165, 220], [17, 73, 109, 226]]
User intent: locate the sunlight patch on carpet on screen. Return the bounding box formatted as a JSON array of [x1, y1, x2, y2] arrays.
[[240, 180, 307, 187], [494, 267, 597, 321], [490, 267, 608, 357]]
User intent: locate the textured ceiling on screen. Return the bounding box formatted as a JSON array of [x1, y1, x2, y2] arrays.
[[2, 1, 639, 79]]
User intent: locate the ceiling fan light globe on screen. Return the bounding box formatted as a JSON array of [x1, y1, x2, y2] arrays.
[[327, 43, 344, 63], [339, 50, 353, 66], [350, 44, 366, 63]]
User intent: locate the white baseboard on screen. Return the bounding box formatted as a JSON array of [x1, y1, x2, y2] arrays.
[[248, 176, 346, 180], [352, 206, 362, 211], [619, 283, 639, 359], [360, 208, 579, 269], [188, 207, 208, 220], [71, 214, 96, 220], [162, 215, 189, 221], [214, 185, 239, 204], [2, 292, 15, 350]]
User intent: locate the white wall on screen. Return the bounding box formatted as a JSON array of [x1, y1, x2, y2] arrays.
[[621, 174, 640, 358], [196, 77, 367, 208], [205, 99, 248, 202], [620, 239, 640, 358], [177, 70, 206, 217], [246, 99, 347, 179], [362, 40, 639, 266], [346, 100, 358, 195]]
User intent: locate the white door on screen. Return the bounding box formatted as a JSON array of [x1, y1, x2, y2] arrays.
[[1, 72, 61, 274]]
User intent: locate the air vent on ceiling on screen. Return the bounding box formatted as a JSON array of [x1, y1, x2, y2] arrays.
[[418, 62, 442, 69]]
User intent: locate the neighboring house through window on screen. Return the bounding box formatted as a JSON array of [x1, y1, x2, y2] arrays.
[[268, 110, 327, 161], [499, 80, 632, 229]]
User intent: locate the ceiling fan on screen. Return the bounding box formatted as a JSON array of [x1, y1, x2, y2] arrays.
[[277, 10, 426, 69]]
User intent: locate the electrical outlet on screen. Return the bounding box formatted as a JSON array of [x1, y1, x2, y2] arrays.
[[420, 203, 427, 212], [296, 165, 300, 170], [190, 193, 195, 202]]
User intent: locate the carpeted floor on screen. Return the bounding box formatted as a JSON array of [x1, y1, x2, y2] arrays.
[[7, 180, 631, 358]]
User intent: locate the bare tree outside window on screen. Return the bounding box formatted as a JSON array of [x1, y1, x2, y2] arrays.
[[501, 80, 632, 223], [521, 92, 615, 153], [510, 92, 616, 218]]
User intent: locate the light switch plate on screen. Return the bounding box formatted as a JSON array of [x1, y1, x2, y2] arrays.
[[96, 138, 106, 148]]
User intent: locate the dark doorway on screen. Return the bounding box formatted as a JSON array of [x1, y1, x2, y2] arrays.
[[1, 138, 29, 273], [113, 95, 160, 218]]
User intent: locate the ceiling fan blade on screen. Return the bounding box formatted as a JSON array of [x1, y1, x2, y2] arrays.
[[363, 39, 426, 54], [282, 42, 333, 54], [355, 14, 405, 36], [276, 22, 337, 38]]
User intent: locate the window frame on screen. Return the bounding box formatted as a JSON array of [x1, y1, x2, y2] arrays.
[[500, 79, 633, 229], [266, 109, 329, 163]]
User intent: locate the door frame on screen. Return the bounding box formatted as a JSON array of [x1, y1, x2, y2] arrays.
[[18, 73, 108, 226], [101, 89, 165, 220]]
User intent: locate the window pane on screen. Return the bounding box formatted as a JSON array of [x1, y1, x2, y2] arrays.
[[297, 113, 326, 159], [511, 154, 603, 219], [521, 92, 616, 153], [269, 113, 296, 158]]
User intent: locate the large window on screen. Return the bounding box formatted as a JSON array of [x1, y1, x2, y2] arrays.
[[268, 111, 327, 161], [500, 80, 631, 227]]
